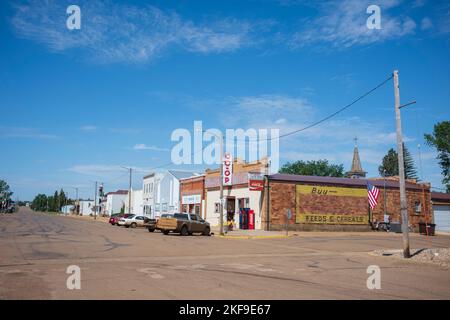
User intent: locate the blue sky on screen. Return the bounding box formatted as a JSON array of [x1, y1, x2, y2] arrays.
[[1, 0, 449, 200]]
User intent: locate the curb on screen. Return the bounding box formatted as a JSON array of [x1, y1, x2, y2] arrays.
[[213, 234, 295, 240]]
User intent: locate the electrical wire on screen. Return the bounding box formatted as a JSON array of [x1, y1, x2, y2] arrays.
[[143, 74, 394, 170]]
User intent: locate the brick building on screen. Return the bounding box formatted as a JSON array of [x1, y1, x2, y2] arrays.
[[179, 174, 205, 218], [264, 174, 432, 232]]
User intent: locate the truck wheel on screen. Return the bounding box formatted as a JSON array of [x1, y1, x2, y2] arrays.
[[148, 228, 155, 232], [180, 225, 188, 236], [130, 222, 137, 228], [163, 230, 170, 235], [203, 227, 211, 236]]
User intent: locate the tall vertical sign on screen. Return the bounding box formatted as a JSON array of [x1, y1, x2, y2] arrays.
[[222, 153, 233, 186]]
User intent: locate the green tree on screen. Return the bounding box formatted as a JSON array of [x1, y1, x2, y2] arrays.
[[0, 179, 13, 202], [279, 159, 345, 177], [31, 194, 48, 211], [425, 121, 450, 193], [49, 190, 59, 212], [58, 189, 67, 210], [0, 179, 13, 210], [378, 144, 418, 180]]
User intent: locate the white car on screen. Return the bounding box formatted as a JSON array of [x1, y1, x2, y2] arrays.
[[118, 214, 148, 228]]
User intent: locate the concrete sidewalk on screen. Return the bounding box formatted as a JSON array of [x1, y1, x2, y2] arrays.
[[211, 227, 294, 239]]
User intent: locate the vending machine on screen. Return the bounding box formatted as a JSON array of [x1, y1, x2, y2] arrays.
[[239, 208, 249, 229], [248, 210, 255, 230]]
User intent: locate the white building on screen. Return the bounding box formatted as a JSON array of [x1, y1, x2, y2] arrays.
[[153, 170, 198, 218], [204, 158, 268, 230], [78, 200, 95, 216], [124, 189, 143, 216], [104, 190, 128, 216], [142, 172, 163, 218]]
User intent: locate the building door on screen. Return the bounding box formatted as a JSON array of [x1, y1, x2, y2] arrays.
[[434, 205, 450, 232], [226, 197, 236, 229]]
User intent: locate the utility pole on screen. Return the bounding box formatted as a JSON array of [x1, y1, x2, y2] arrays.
[[383, 169, 387, 217], [393, 70, 410, 258], [75, 187, 79, 214], [219, 134, 224, 236], [69, 187, 79, 214], [122, 166, 133, 214], [94, 181, 98, 220]]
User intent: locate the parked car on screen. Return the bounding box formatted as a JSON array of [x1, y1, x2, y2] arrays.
[[3, 203, 16, 214], [157, 213, 210, 236], [109, 214, 131, 226], [118, 214, 150, 228]]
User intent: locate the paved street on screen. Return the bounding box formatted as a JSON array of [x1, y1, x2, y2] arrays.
[[1, 207, 449, 299]]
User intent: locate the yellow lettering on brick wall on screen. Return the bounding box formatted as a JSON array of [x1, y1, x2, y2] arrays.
[[296, 213, 368, 225], [296, 185, 367, 197]]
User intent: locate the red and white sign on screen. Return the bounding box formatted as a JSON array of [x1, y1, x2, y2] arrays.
[[248, 173, 264, 191], [222, 153, 233, 186]]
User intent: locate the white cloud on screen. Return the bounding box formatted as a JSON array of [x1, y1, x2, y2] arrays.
[[237, 95, 311, 111], [80, 125, 97, 131], [67, 164, 151, 175], [0, 127, 59, 139], [421, 17, 433, 30], [290, 0, 417, 49], [11, 0, 265, 64], [133, 144, 170, 152]]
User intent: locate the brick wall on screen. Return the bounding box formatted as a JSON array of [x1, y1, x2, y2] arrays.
[[267, 181, 431, 232], [180, 177, 205, 197], [371, 187, 432, 226], [180, 176, 205, 216]]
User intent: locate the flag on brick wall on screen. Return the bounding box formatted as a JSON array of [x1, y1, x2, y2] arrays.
[[367, 182, 380, 210]]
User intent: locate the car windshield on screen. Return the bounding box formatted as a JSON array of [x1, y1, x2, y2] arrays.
[[127, 214, 135, 219], [174, 213, 188, 220]]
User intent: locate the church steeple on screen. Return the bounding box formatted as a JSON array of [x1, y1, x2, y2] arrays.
[[346, 137, 366, 178]]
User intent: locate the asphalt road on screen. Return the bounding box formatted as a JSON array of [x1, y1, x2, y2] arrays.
[[1, 207, 449, 299]]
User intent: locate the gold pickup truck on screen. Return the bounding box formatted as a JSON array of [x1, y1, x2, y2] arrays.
[[157, 213, 211, 236]]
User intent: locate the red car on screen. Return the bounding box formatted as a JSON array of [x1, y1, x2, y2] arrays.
[[109, 214, 131, 226]]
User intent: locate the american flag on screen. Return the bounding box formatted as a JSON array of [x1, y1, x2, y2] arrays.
[[367, 182, 380, 210]]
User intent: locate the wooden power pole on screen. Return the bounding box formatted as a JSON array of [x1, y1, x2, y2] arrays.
[[393, 70, 411, 258]]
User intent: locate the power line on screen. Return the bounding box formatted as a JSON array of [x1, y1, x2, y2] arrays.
[[268, 74, 394, 141]]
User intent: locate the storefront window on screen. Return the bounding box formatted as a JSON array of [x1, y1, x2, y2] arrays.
[[162, 203, 168, 212], [195, 205, 200, 215], [238, 198, 250, 209], [414, 201, 422, 214]]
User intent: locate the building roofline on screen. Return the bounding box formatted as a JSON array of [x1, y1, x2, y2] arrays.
[[431, 192, 450, 203], [268, 174, 429, 191], [180, 174, 206, 181]]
